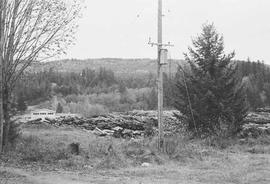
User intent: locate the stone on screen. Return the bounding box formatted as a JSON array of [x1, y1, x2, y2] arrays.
[[141, 162, 151, 167], [113, 126, 123, 131]]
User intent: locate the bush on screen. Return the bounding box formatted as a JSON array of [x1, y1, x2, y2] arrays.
[[88, 92, 121, 111], [233, 135, 270, 154], [162, 136, 205, 162], [122, 139, 164, 166], [3, 120, 21, 150], [204, 136, 235, 149], [63, 87, 156, 113], [56, 103, 63, 113], [15, 136, 69, 163], [95, 145, 127, 170], [59, 155, 86, 169], [10, 121, 21, 144], [68, 101, 108, 117], [87, 138, 114, 159], [65, 94, 85, 103]]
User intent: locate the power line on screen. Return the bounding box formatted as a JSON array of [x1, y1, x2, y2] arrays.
[[179, 66, 198, 136]]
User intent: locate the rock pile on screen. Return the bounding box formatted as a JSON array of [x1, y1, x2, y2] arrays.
[[24, 110, 183, 138], [241, 109, 270, 138]]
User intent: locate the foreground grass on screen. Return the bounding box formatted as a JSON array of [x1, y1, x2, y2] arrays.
[[1, 153, 269, 184], [0, 123, 270, 184]]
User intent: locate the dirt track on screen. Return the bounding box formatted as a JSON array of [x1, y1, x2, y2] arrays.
[[1, 153, 270, 184]]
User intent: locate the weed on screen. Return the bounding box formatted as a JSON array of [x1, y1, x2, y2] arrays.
[[15, 135, 69, 163]]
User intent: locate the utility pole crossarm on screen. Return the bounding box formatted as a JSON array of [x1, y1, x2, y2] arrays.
[[148, 37, 174, 47]]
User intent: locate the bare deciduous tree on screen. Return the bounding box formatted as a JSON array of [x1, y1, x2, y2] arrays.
[[0, 0, 82, 151]]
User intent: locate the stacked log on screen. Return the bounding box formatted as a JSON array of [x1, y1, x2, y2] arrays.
[[241, 109, 270, 138], [24, 110, 183, 138], [23, 109, 270, 138]]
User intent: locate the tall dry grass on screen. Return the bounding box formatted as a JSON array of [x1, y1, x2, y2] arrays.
[[4, 123, 270, 170]]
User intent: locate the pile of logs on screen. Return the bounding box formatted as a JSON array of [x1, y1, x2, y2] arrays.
[[24, 108, 270, 138], [24, 110, 184, 138], [241, 109, 270, 138]]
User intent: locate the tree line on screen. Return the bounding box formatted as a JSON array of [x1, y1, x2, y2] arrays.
[[14, 58, 270, 114], [163, 59, 270, 111], [15, 67, 158, 114]]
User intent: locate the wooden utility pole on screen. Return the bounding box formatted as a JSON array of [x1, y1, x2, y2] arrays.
[[149, 0, 173, 151], [0, 0, 4, 153], [0, 46, 3, 153], [157, 0, 164, 151]]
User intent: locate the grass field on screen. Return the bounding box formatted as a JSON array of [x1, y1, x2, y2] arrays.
[[0, 123, 270, 184]]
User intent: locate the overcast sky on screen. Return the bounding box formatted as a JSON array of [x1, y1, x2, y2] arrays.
[[63, 0, 270, 63]]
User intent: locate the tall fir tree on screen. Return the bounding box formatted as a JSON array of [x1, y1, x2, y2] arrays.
[[174, 23, 248, 137]]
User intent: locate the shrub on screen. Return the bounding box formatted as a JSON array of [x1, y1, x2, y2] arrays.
[[95, 145, 127, 170], [15, 136, 69, 163], [2, 120, 21, 150], [87, 138, 113, 159], [9, 120, 21, 145], [163, 136, 201, 161], [56, 103, 63, 113], [68, 101, 108, 117], [88, 92, 121, 111], [204, 136, 235, 149], [59, 155, 86, 168]]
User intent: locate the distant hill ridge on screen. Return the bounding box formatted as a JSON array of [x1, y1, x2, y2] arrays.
[[29, 58, 184, 76]]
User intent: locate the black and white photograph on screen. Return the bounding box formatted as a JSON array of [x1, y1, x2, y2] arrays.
[[0, 0, 269, 183]]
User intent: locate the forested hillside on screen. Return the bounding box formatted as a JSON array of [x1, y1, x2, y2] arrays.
[[15, 67, 158, 116], [14, 59, 270, 116], [29, 58, 182, 76], [237, 60, 270, 109]]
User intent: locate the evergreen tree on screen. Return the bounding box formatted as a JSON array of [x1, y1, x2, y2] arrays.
[[56, 103, 63, 113], [163, 73, 174, 108], [174, 23, 248, 137], [147, 87, 157, 110], [118, 81, 127, 94]]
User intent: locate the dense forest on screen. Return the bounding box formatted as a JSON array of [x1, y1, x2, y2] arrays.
[[15, 67, 157, 116], [14, 59, 269, 117], [237, 60, 270, 109]]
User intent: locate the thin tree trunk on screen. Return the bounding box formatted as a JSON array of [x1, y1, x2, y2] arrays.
[[0, 50, 3, 153], [3, 88, 10, 149], [2, 0, 18, 150], [0, 0, 5, 153]]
